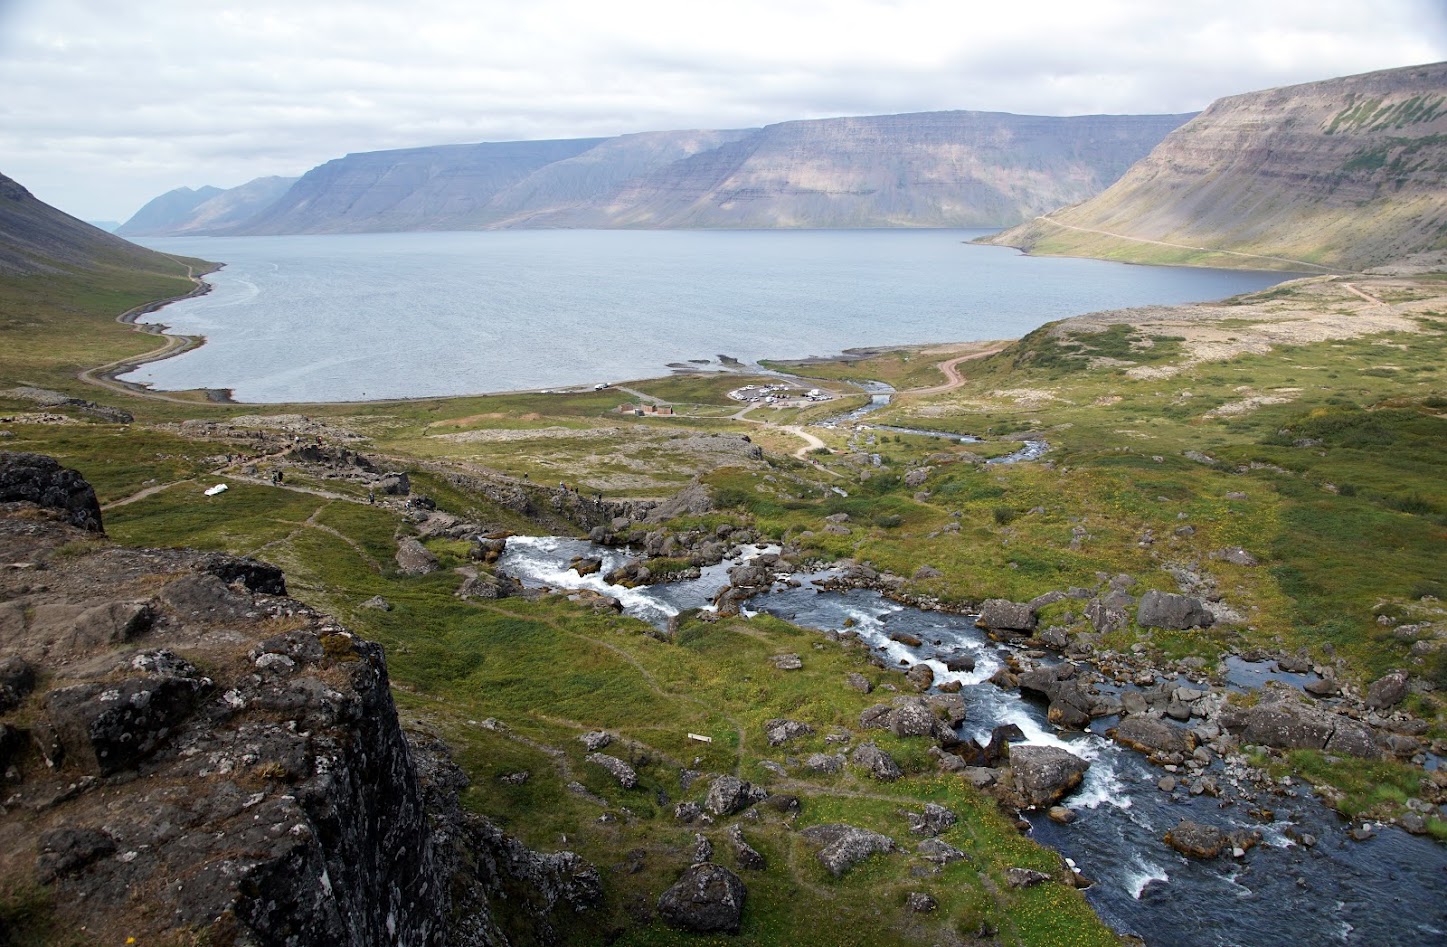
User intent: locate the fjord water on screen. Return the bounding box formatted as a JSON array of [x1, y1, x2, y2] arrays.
[[500, 538, 1447, 947], [128, 230, 1287, 402]]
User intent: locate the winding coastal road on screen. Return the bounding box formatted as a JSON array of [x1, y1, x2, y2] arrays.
[[903, 342, 1011, 396]]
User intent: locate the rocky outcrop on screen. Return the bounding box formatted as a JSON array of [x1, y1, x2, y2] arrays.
[[0, 452, 103, 531], [0, 463, 598, 946], [1219, 695, 1380, 758], [986, 63, 1447, 270]]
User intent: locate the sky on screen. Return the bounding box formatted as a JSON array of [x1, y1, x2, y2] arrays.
[[1, 0, 1443, 222]]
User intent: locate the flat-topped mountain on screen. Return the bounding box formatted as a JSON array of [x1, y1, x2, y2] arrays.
[[0, 171, 189, 277], [984, 62, 1447, 270], [116, 176, 297, 237], [131, 110, 1192, 235]]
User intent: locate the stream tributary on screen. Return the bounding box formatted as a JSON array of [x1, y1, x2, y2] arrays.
[[499, 537, 1447, 947]]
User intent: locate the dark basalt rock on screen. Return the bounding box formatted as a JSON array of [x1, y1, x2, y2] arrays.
[[976, 599, 1037, 632], [1219, 697, 1380, 759], [1009, 745, 1090, 808], [705, 775, 767, 816], [44, 670, 212, 775], [851, 741, 903, 781], [0, 459, 600, 946], [1136, 590, 1214, 630], [0, 451, 103, 531], [657, 863, 746, 934], [1164, 819, 1228, 859], [1111, 715, 1196, 758]]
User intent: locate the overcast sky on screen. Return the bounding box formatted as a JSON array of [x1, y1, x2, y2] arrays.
[[1, 0, 1443, 221]]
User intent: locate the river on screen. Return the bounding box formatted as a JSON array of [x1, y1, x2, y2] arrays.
[[497, 536, 1447, 947]]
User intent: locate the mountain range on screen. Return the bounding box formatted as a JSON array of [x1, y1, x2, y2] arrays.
[[984, 62, 1447, 270], [119, 111, 1193, 235]]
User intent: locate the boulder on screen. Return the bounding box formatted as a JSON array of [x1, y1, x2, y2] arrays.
[[657, 863, 746, 934], [850, 742, 902, 781], [570, 556, 603, 576], [359, 595, 392, 611], [580, 730, 612, 751], [860, 704, 893, 729], [1164, 820, 1227, 859], [917, 838, 966, 865], [890, 631, 924, 647], [1009, 745, 1089, 808], [1084, 599, 1129, 633], [585, 753, 638, 789], [804, 753, 844, 774], [1211, 547, 1259, 566], [469, 537, 507, 564], [1136, 591, 1214, 630], [394, 537, 439, 576], [770, 653, 803, 671], [800, 824, 896, 877], [976, 599, 1037, 633], [1219, 699, 1379, 759], [705, 775, 766, 816], [943, 653, 976, 673], [726, 824, 765, 870], [906, 892, 938, 913], [907, 803, 957, 837], [906, 663, 935, 690], [1111, 715, 1196, 757], [0, 452, 103, 531], [1005, 868, 1051, 888], [763, 718, 814, 746], [1366, 671, 1409, 710], [376, 472, 410, 495], [845, 672, 873, 693], [888, 697, 958, 746]]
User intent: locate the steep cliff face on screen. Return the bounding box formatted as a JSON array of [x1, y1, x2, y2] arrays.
[[117, 177, 298, 237], [0, 173, 190, 277], [231, 139, 607, 235], [0, 452, 599, 946], [601, 111, 1194, 229], [145, 110, 1189, 235], [985, 62, 1447, 270]]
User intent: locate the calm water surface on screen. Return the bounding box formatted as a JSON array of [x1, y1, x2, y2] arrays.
[[130, 230, 1287, 402]]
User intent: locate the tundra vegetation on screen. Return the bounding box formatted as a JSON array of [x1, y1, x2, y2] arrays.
[[1, 262, 1443, 943]]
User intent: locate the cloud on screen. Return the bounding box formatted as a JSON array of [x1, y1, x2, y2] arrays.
[[0, 0, 1442, 219]]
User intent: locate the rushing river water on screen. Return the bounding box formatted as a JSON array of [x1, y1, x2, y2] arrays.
[[126, 230, 1288, 402], [498, 537, 1447, 947]]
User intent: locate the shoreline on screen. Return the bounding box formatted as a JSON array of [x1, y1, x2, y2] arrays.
[[82, 230, 1299, 410], [73, 273, 1012, 409], [77, 261, 239, 405]]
